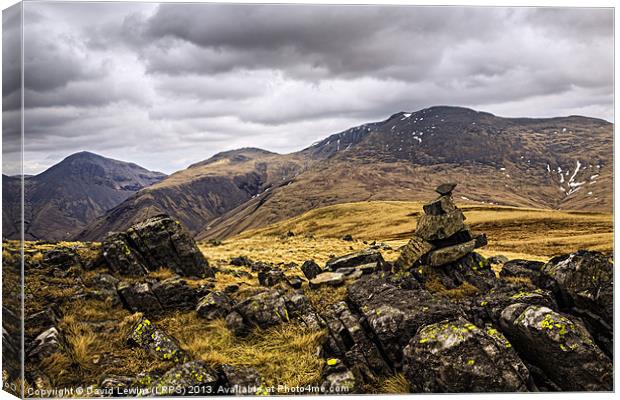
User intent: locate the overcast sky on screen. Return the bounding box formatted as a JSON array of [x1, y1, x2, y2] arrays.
[[2, 3, 614, 175]]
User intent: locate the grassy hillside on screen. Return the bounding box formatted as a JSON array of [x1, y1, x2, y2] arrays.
[[201, 200, 612, 262]]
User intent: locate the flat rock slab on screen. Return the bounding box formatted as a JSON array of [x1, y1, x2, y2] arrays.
[[435, 182, 457, 195], [326, 250, 386, 272], [394, 236, 434, 270], [310, 272, 345, 288], [426, 238, 477, 266]]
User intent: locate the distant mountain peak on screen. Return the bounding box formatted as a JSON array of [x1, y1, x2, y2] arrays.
[[3, 151, 167, 241], [188, 147, 277, 169]]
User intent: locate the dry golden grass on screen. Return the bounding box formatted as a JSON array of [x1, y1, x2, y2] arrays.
[[305, 285, 349, 313], [147, 267, 177, 280], [371, 373, 411, 394], [200, 234, 376, 267], [59, 315, 101, 371], [39, 353, 73, 387], [503, 276, 536, 289], [215, 200, 612, 262], [424, 279, 479, 299], [157, 312, 325, 390]]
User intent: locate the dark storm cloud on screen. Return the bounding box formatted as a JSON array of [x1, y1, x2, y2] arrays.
[[140, 5, 505, 80], [5, 2, 613, 176]]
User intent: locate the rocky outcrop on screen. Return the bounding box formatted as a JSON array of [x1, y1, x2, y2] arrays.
[[346, 275, 461, 368], [539, 251, 613, 356], [102, 215, 214, 278], [403, 318, 533, 392], [320, 301, 392, 383], [499, 304, 612, 391]]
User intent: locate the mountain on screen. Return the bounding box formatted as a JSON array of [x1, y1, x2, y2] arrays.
[[78, 106, 612, 241], [2, 151, 166, 240], [77, 148, 309, 240]]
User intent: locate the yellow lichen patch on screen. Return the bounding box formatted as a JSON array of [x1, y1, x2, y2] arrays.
[[156, 312, 325, 388]]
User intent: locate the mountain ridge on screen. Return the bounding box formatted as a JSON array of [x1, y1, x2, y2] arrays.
[[2, 152, 167, 240], [17, 105, 611, 242]]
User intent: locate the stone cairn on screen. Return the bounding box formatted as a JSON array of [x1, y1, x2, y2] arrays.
[[395, 183, 492, 289]]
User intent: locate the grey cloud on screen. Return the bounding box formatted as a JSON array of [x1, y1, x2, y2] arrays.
[[4, 3, 613, 176]]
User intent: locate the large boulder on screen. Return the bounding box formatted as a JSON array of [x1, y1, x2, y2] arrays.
[[499, 303, 612, 391], [102, 215, 214, 278], [102, 234, 149, 275], [347, 275, 462, 368], [403, 318, 533, 392], [325, 250, 386, 272], [539, 251, 613, 356], [128, 318, 189, 364]]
